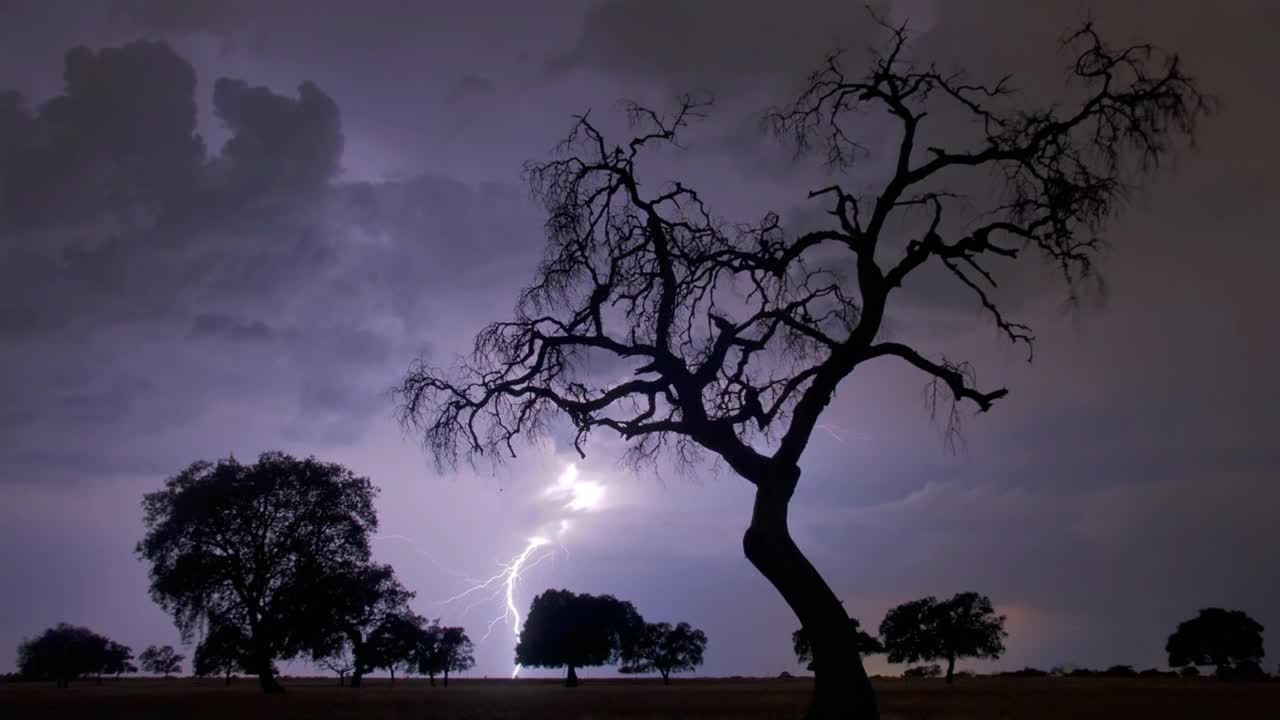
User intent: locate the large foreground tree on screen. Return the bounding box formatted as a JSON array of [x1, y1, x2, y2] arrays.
[[794, 617, 883, 672], [399, 16, 1206, 719], [137, 451, 379, 693]]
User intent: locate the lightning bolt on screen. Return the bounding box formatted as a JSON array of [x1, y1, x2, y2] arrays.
[[431, 463, 604, 678]]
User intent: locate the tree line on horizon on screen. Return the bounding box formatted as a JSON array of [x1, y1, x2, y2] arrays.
[[9, 453, 1271, 690]]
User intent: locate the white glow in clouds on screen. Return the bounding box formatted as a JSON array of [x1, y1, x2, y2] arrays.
[[439, 463, 606, 678]]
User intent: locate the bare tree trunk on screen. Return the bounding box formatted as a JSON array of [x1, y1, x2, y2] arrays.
[[224, 668, 232, 686], [389, 666, 395, 687], [661, 670, 670, 685], [252, 651, 284, 694], [444, 668, 450, 687], [566, 665, 579, 688], [742, 476, 879, 720], [945, 656, 955, 684]]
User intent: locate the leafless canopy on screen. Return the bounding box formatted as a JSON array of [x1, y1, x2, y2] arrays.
[[399, 20, 1207, 482]]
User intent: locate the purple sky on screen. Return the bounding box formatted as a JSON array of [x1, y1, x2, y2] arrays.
[[2, 0, 1278, 679]]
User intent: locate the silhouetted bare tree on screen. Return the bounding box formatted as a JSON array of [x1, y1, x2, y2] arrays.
[[399, 15, 1206, 719]]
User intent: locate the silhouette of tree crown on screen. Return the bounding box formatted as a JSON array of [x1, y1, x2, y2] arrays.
[[400, 18, 1207, 478]]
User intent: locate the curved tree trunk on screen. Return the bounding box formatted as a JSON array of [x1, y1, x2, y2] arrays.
[[742, 477, 879, 719], [945, 656, 955, 684], [566, 665, 579, 688], [444, 668, 450, 687]]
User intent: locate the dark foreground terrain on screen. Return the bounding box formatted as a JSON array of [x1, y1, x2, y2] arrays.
[[3, 677, 1278, 719]]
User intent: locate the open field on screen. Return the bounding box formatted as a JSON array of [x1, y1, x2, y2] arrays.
[[3, 677, 1279, 720]]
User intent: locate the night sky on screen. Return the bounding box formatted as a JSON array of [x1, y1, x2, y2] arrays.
[[2, 0, 1278, 679]]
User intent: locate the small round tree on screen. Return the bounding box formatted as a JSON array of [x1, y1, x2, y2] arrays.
[[515, 589, 642, 687], [1166, 608, 1265, 679], [620, 621, 708, 684]]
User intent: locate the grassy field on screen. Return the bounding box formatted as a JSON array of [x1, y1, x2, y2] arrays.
[[3, 676, 1278, 719]]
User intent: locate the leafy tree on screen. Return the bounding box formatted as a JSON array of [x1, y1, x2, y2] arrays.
[[397, 12, 1206, 717], [620, 621, 708, 684], [364, 611, 426, 686], [415, 621, 475, 687], [794, 617, 883, 672], [309, 563, 413, 688], [1166, 608, 1265, 678], [515, 589, 643, 687], [136, 451, 379, 693], [100, 641, 136, 681], [139, 645, 184, 677], [17, 623, 112, 688], [903, 664, 941, 679], [879, 593, 1007, 683], [193, 620, 250, 685]]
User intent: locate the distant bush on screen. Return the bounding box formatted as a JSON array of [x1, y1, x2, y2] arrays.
[[1000, 667, 1048, 678], [1180, 666, 1201, 678], [1067, 668, 1098, 678], [1217, 661, 1268, 681], [903, 664, 942, 679], [1138, 668, 1177, 678], [1102, 665, 1138, 678]]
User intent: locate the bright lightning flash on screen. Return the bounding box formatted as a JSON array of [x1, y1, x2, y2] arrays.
[[437, 463, 605, 679]]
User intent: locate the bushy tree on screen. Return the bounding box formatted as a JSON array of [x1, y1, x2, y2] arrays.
[[415, 621, 475, 687], [137, 451, 379, 693], [1167, 608, 1265, 679], [515, 589, 642, 687], [398, 13, 1206, 718], [620, 621, 708, 684], [879, 593, 1006, 683], [193, 620, 250, 685], [100, 641, 136, 681], [364, 611, 426, 686], [310, 563, 413, 688], [139, 645, 184, 677], [794, 617, 883, 672], [17, 624, 114, 688]]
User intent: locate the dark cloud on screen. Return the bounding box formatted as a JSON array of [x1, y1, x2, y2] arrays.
[[0, 40, 204, 228], [444, 73, 496, 104], [209, 78, 342, 203]]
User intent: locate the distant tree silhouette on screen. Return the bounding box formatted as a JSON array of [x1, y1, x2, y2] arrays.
[[415, 621, 475, 687], [619, 621, 708, 684], [880, 593, 1006, 683], [398, 11, 1207, 717], [1167, 608, 1266, 679], [794, 617, 883, 672], [139, 645, 184, 678], [318, 644, 355, 686], [364, 611, 426, 686], [17, 624, 118, 688], [100, 640, 136, 681], [903, 664, 941, 679], [136, 451, 380, 694], [310, 563, 413, 688], [515, 589, 642, 687], [193, 620, 250, 685]]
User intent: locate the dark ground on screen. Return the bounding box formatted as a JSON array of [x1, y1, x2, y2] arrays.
[[2, 676, 1278, 719]]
